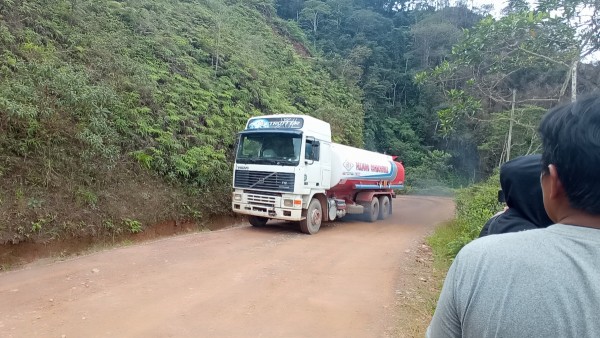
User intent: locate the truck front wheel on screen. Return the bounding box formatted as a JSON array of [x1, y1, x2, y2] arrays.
[[300, 199, 322, 234], [249, 216, 268, 227]]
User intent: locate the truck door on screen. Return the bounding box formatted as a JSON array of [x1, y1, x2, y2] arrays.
[[320, 142, 331, 189], [304, 138, 323, 189]]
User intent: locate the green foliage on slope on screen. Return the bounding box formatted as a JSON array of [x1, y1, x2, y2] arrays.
[[0, 0, 363, 243]]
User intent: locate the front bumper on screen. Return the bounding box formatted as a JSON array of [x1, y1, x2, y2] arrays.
[[231, 190, 304, 221], [232, 202, 303, 221]]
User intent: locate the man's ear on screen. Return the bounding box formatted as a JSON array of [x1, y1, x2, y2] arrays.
[[547, 164, 566, 200]]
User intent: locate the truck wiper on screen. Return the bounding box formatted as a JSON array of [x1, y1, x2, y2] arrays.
[[237, 158, 263, 164], [237, 158, 289, 165]]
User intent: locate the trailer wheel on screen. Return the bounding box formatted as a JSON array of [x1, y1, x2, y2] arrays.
[[249, 216, 268, 227], [378, 196, 390, 220], [300, 199, 322, 234], [366, 197, 379, 222]]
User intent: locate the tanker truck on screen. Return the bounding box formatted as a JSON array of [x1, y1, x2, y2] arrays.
[[232, 114, 405, 234]]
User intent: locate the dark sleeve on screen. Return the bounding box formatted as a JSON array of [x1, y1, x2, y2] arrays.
[[479, 215, 498, 238], [486, 211, 537, 235]]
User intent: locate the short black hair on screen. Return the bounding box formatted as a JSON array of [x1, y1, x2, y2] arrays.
[[538, 95, 600, 214]]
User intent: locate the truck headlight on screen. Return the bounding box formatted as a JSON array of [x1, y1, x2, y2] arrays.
[[284, 199, 302, 208], [233, 193, 242, 201]]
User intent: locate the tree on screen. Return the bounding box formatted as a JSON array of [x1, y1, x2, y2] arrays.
[[409, 15, 462, 68], [352, 0, 397, 13], [537, 0, 600, 101], [417, 11, 581, 173], [537, 0, 600, 58], [326, 0, 353, 28], [347, 9, 392, 37], [338, 45, 372, 84], [479, 105, 547, 165], [286, 1, 491, 182], [502, 0, 530, 15], [248, 0, 276, 17], [276, 0, 305, 20], [300, 0, 332, 34], [435, 11, 578, 105]]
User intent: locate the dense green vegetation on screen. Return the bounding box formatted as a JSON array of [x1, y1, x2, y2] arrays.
[[1, 0, 598, 246], [277, 0, 482, 177], [0, 0, 363, 243]]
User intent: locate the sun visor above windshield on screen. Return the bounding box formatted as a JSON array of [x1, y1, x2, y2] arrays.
[[246, 117, 304, 130], [239, 129, 303, 136]]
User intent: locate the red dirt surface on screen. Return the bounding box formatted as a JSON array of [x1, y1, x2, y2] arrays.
[[0, 196, 454, 337]]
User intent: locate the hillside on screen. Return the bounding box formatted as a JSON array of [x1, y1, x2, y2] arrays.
[[0, 0, 364, 244]]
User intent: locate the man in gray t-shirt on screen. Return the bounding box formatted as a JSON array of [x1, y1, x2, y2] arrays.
[[427, 95, 600, 338], [427, 225, 600, 338]]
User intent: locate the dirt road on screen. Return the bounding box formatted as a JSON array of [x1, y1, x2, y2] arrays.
[[0, 196, 454, 338]]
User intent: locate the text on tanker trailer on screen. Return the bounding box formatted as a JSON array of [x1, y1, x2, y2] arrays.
[[232, 115, 405, 234]]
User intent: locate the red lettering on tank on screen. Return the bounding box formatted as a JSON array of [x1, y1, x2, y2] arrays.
[[370, 165, 388, 173], [356, 162, 370, 171], [354, 163, 389, 173]]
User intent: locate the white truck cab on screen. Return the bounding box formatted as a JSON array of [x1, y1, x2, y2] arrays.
[[232, 115, 330, 226]]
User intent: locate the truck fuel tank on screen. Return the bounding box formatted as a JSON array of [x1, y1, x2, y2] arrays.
[[329, 143, 404, 191]]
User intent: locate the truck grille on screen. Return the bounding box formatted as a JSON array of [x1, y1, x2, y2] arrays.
[[234, 170, 295, 192], [247, 194, 277, 206]]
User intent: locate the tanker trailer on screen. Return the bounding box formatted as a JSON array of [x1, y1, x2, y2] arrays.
[[232, 114, 405, 234], [328, 143, 405, 222]]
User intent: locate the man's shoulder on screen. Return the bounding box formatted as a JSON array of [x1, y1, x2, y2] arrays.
[[458, 227, 552, 261], [469, 227, 545, 246], [455, 224, 600, 277]]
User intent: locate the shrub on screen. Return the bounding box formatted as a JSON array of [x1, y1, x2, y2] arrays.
[[430, 173, 502, 259], [124, 219, 143, 234]]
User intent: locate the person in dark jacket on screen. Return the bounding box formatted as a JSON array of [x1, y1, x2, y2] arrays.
[[479, 154, 553, 237]]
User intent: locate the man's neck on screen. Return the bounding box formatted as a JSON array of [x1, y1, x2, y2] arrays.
[[557, 213, 600, 230]]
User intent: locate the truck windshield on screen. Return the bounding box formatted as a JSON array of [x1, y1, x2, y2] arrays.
[[236, 132, 302, 166]]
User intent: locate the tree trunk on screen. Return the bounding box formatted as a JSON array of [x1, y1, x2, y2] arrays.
[[571, 60, 578, 102], [507, 89, 516, 162]]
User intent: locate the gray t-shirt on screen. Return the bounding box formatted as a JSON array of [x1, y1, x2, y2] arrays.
[[427, 224, 600, 338]]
